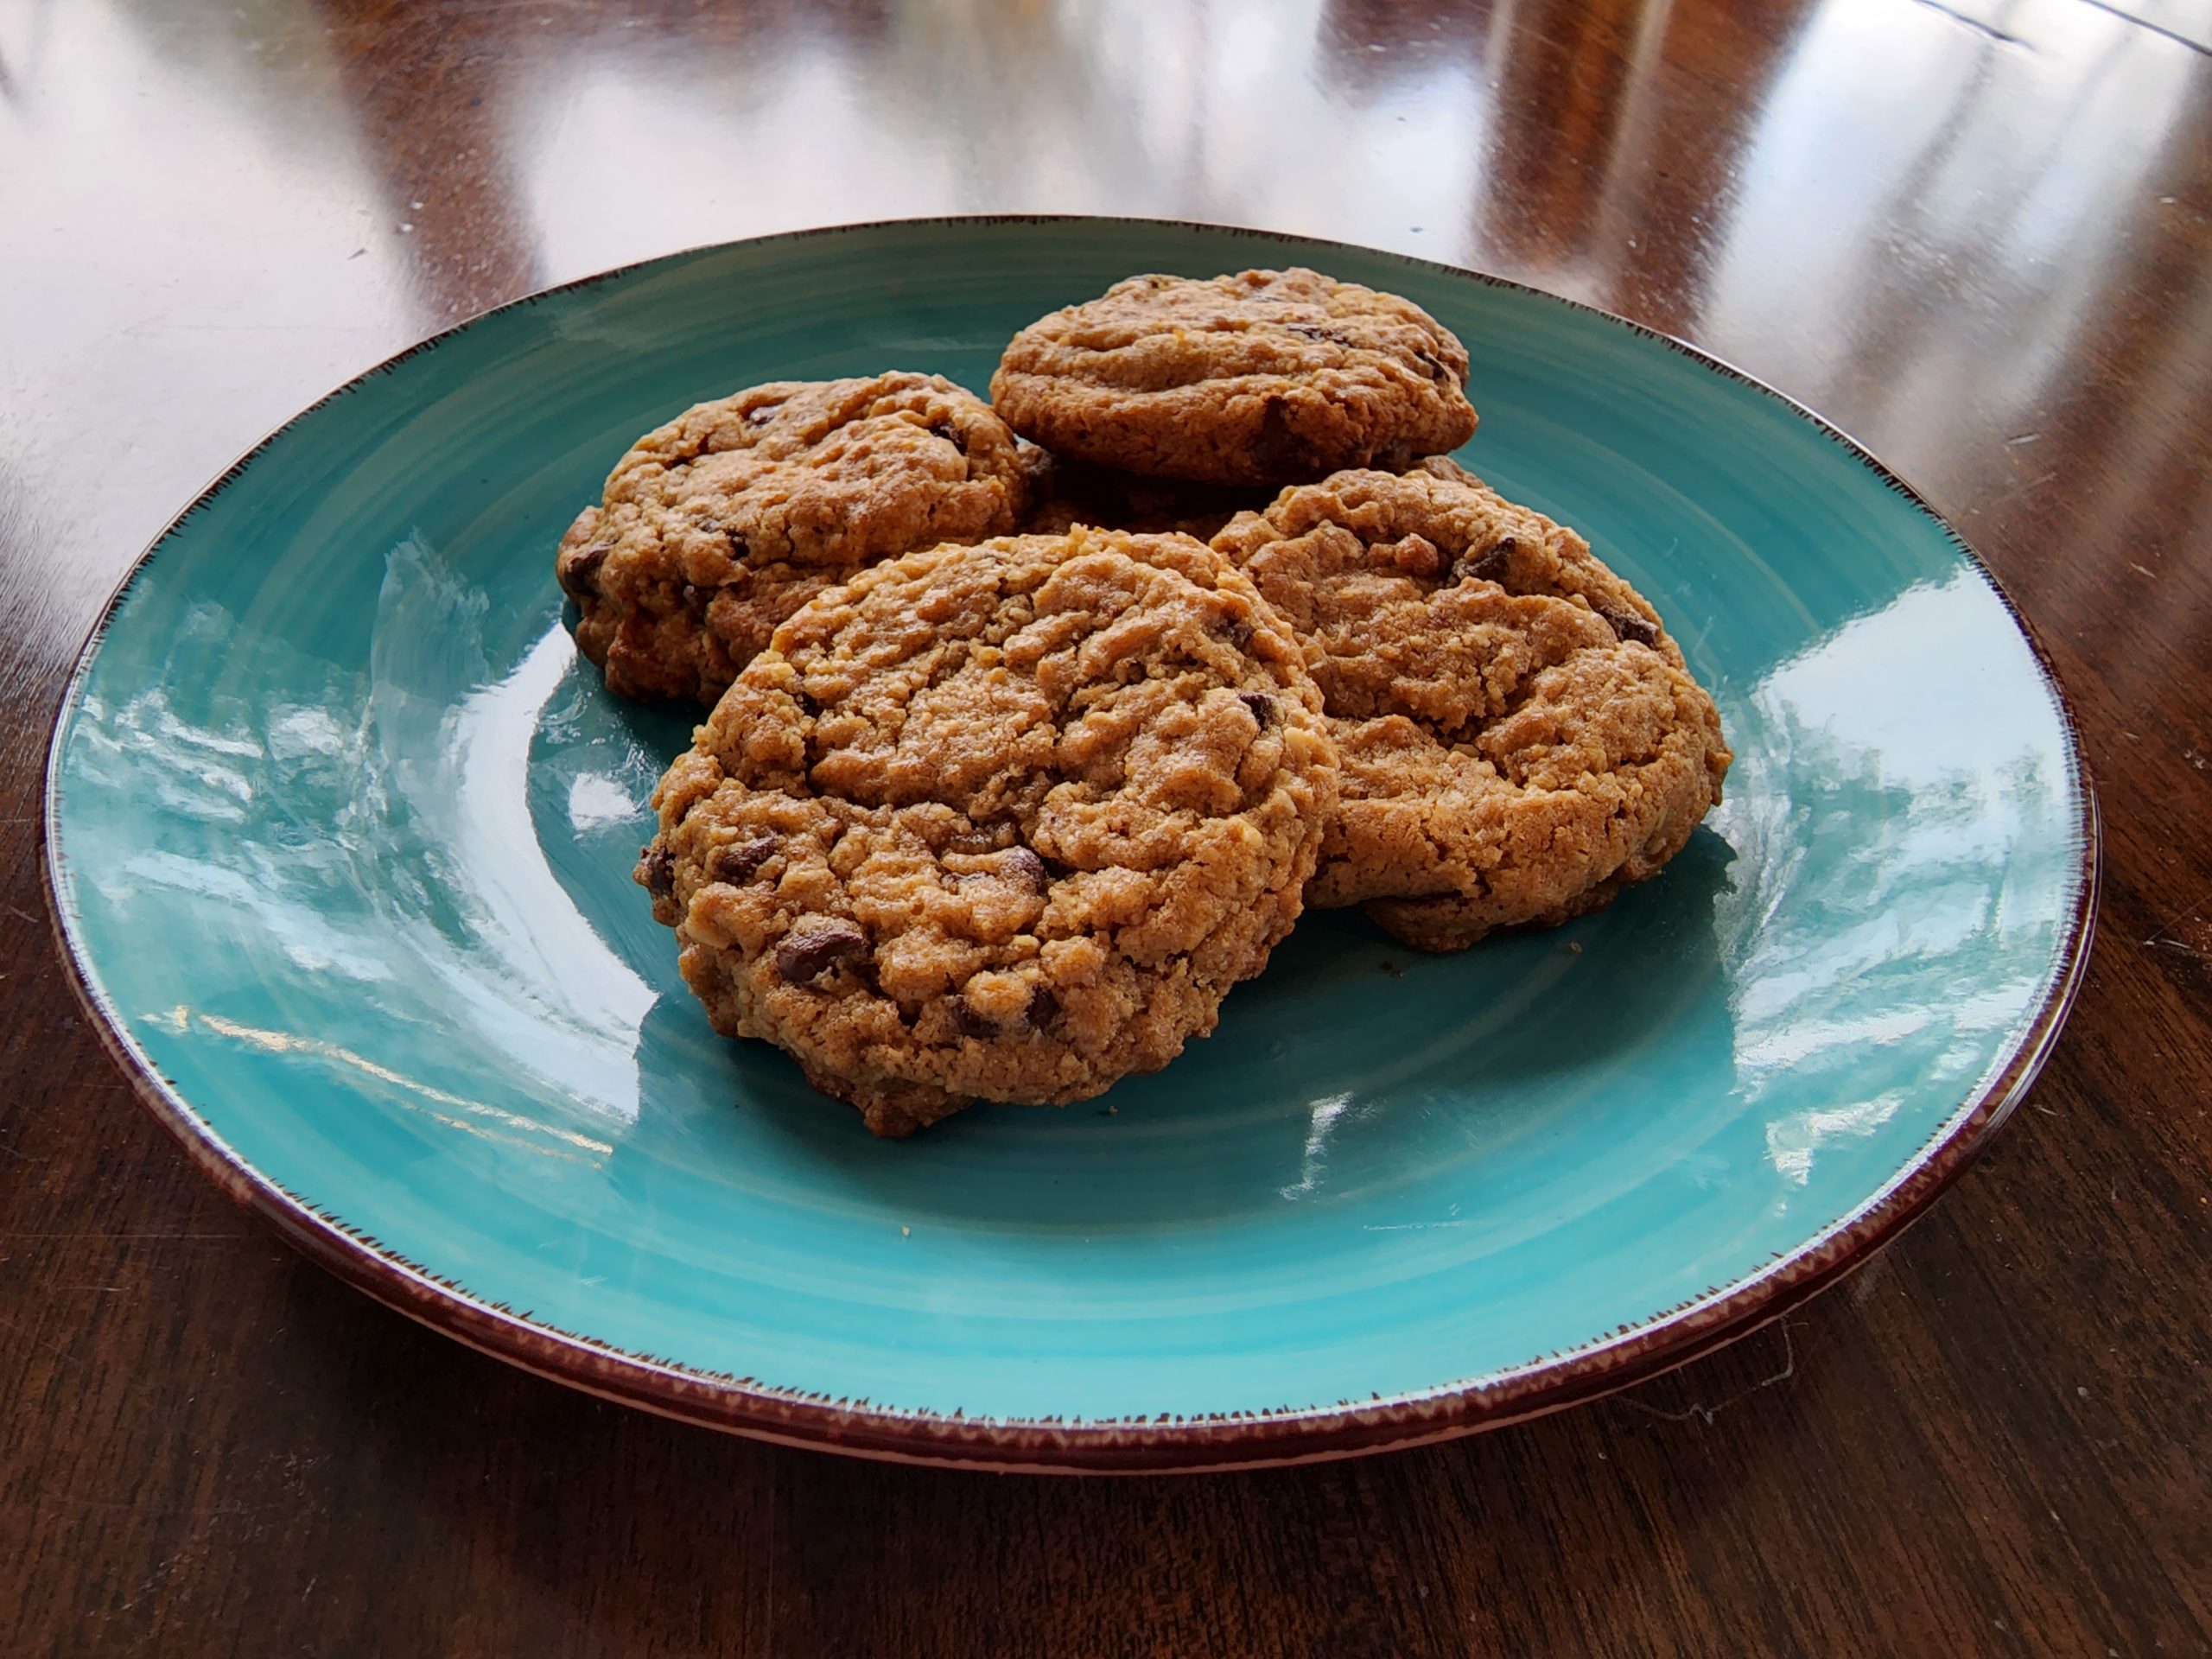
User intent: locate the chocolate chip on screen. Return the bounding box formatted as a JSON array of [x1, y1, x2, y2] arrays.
[[1002, 847, 1050, 891], [1027, 986, 1060, 1029], [1452, 538, 1516, 587], [746, 403, 782, 427], [775, 921, 868, 983], [637, 844, 675, 898], [1599, 607, 1661, 648], [794, 689, 821, 717], [950, 996, 997, 1039], [726, 531, 751, 562], [707, 836, 778, 885], [1414, 348, 1452, 382], [929, 420, 969, 454], [681, 582, 708, 615], [1250, 397, 1309, 475], [560, 542, 611, 598], [1286, 322, 1351, 345], [1239, 690, 1277, 728]]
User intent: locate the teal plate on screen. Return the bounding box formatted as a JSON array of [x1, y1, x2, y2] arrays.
[[44, 219, 2096, 1471]]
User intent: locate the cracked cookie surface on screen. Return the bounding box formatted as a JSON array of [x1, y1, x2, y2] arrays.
[[556, 372, 1030, 706], [637, 528, 1338, 1135], [1210, 460, 1730, 952], [990, 269, 1478, 486]]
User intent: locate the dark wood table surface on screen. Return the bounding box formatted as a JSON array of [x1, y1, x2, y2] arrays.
[[4, 0, 2209, 1652]]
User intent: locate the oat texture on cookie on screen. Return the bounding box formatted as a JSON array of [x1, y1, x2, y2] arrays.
[[1211, 459, 1731, 953], [556, 372, 1031, 706], [991, 269, 1479, 486], [636, 528, 1339, 1135]]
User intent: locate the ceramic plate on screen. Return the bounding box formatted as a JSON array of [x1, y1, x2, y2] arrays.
[[44, 219, 2096, 1471]]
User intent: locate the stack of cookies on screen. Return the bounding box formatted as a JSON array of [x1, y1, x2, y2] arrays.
[[556, 268, 1731, 1135]]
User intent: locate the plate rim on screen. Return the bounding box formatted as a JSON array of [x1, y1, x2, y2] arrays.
[[40, 213, 2103, 1472]]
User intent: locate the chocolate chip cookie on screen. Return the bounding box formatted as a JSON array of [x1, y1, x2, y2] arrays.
[[556, 373, 1031, 705], [1211, 460, 1730, 952], [636, 528, 1338, 1135], [990, 269, 1478, 486]]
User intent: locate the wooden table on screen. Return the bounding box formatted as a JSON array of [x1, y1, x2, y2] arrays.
[[3, 1, 2207, 1651]]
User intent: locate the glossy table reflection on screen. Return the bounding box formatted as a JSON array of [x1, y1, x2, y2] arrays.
[[3, 0, 2208, 1653]]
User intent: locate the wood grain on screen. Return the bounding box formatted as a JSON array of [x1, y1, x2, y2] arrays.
[[2, 0, 2207, 1652]]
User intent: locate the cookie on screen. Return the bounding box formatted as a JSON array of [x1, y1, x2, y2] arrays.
[[636, 528, 1338, 1135], [1017, 453, 1269, 543], [556, 372, 1030, 705], [1210, 460, 1730, 952], [990, 269, 1479, 486]]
